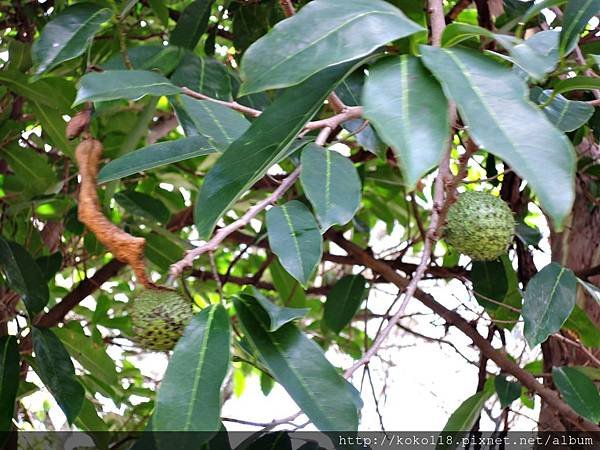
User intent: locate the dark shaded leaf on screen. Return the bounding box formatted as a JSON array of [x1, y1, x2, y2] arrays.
[[324, 275, 368, 333], [171, 52, 233, 100], [552, 366, 600, 422], [494, 375, 521, 408], [471, 260, 508, 310], [0, 336, 19, 433], [170, 0, 214, 50], [31, 327, 85, 424], [233, 296, 359, 431], [115, 191, 171, 223], [560, 0, 600, 54]]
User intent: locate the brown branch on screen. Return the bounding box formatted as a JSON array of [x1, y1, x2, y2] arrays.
[[446, 0, 472, 22], [334, 235, 600, 433]]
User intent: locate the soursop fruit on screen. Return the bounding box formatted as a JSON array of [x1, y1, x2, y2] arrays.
[[444, 191, 514, 261], [130, 289, 192, 351]]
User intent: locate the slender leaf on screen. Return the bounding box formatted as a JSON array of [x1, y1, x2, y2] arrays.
[[363, 55, 449, 188], [148, 0, 169, 27], [53, 324, 118, 386], [0, 238, 49, 317], [170, 0, 215, 50], [0, 72, 75, 112], [522, 0, 567, 22], [115, 191, 170, 223], [153, 305, 231, 446], [437, 389, 493, 450], [300, 144, 362, 231], [32, 3, 112, 74], [494, 375, 521, 408], [177, 97, 250, 150], [74, 70, 180, 105], [421, 46, 575, 228], [239, 0, 423, 94], [97, 136, 216, 183], [194, 61, 358, 239], [0, 336, 19, 433], [266, 201, 323, 287], [324, 275, 367, 333], [233, 296, 359, 431], [171, 52, 233, 100], [552, 76, 600, 97], [3, 145, 58, 198], [269, 259, 307, 308], [533, 89, 594, 132], [471, 260, 508, 311], [31, 327, 85, 424], [552, 366, 600, 422], [560, 0, 600, 54], [522, 262, 576, 347], [244, 289, 309, 332]]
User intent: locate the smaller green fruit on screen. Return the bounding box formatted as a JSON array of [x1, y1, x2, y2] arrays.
[[130, 289, 192, 351], [445, 191, 514, 261]]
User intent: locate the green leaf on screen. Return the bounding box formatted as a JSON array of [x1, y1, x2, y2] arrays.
[[0, 238, 49, 317], [97, 136, 216, 183], [103, 45, 184, 75], [533, 89, 594, 132], [522, 0, 567, 22], [471, 260, 508, 311], [171, 53, 233, 100], [148, 0, 169, 27], [170, 0, 215, 50], [232, 0, 284, 55], [177, 96, 250, 150], [31, 327, 85, 424], [552, 76, 600, 97], [578, 278, 600, 305], [437, 389, 493, 450], [239, 0, 423, 95], [115, 191, 170, 223], [233, 296, 359, 431], [32, 3, 112, 74], [245, 289, 309, 332], [144, 234, 184, 271], [323, 275, 367, 333], [74, 70, 181, 105], [0, 336, 19, 433], [300, 144, 362, 231], [260, 372, 275, 396], [74, 397, 109, 449], [53, 323, 118, 386], [153, 305, 230, 445], [30, 102, 75, 157], [564, 305, 600, 348], [194, 61, 358, 239], [266, 200, 323, 287], [522, 262, 576, 347], [0, 72, 75, 112], [3, 145, 58, 198], [560, 0, 600, 55], [552, 366, 600, 422], [35, 252, 63, 282], [489, 255, 522, 331], [574, 366, 600, 381], [494, 375, 521, 408], [363, 55, 449, 188], [269, 259, 307, 308], [421, 46, 575, 228]]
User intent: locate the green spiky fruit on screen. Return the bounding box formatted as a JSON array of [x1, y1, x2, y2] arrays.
[[130, 289, 192, 351], [445, 191, 515, 261]]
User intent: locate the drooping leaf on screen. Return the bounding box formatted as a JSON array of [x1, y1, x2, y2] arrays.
[[32, 3, 112, 74], [437, 388, 493, 450], [489, 255, 522, 331], [266, 200, 323, 287], [552, 76, 600, 97], [532, 89, 594, 132], [244, 289, 309, 332], [97, 136, 216, 183], [153, 305, 230, 446], [0, 72, 75, 112], [323, 275, 367, 333], [522, 262, 576, 347], [564, 305, 600, 348], [74, 70, 181, 105], [0, 238, 49, 317], [552, 366, 600, 422], [300, 144, 362, 231], [0, 336, 19, 433], [470, 260, 508, 311], [171, 52, 233, 100], [194, 61, 359, 239], [560, 0, 600, 55], [494, 375, 521, 408], [103, 45, 184, 74], [363, 55, 449, 188], [53, 323, 119, 386], [421, 46, 575, 228], [35, 253, 63, 282], [239, 0, 423, 94], [115, 191, 171, 223], [31, 327, 85, 424], [269, 258, 307, 308], [177, 96, 250, 150], [74, 397, 109, 449], [233, 296, 359, 431], [170, 0, 215, 50]]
